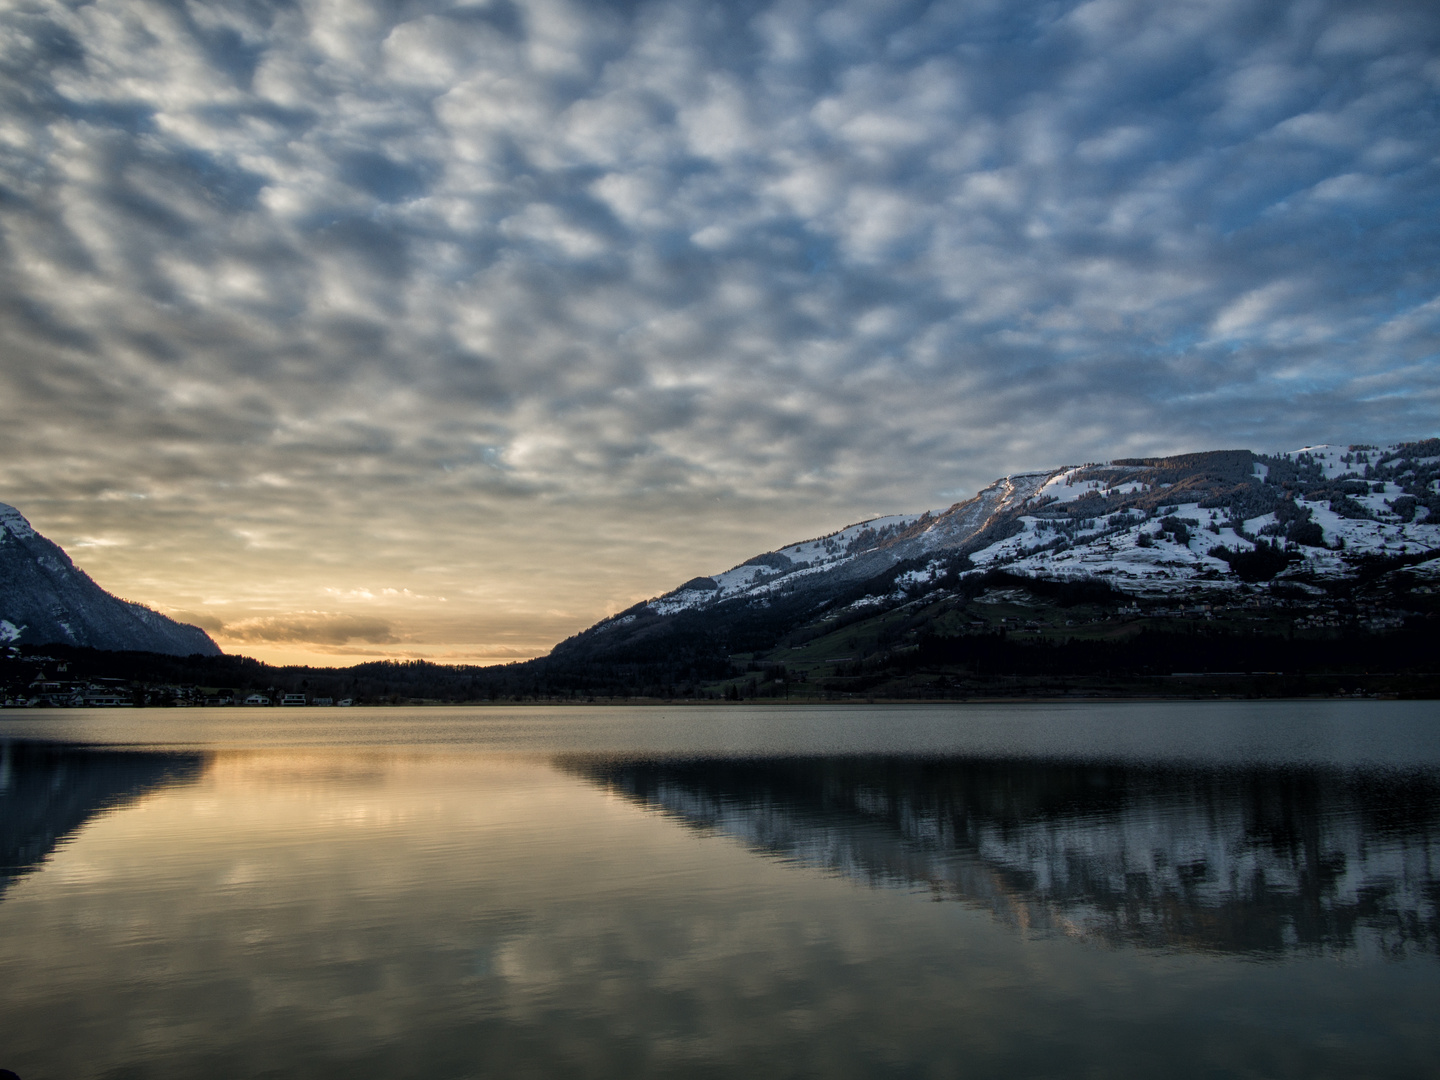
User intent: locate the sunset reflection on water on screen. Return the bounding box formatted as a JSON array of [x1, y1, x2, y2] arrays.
[[1, 704, 1438, 1079]]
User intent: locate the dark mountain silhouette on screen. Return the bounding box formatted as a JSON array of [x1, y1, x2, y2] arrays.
[[0, 741, 206, 897], [0, 504, 219, 656]]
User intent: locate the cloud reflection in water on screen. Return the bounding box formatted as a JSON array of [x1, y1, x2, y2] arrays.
[[0, 736, 1438, 1079], [0, 741, 205, 898]]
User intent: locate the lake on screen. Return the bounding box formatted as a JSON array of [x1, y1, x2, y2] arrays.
[[1, 701, 1438, 1079]]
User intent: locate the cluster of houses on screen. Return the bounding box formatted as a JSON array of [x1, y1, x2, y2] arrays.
[[3, 676, 134, 708], [1, 675, 357, 708], [201, 691, 355, 708]]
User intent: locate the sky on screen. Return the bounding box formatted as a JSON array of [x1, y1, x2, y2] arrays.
[[1, 0, 1438, 666]]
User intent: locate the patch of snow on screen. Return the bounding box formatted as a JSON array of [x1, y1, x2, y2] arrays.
[[977, 492, 1440, 594], [1036, 467, 1112, 505], [776, 513, 928, 559], [0, 619, 22, 643], [843, 594, 891, 612], [694, 511, 932, 603], [973, 588, 1034, 605], [1277, 443, 1379, 481], [1345, 488, 1404, 517], [965, 502, 1249, 596], [895, 560, 947, 590], [649, 589, 718, 616], [1243, 513, 1277, 536], [0, 504, 36, 539], [969, 517, 1044, 568], [592, 613, 637, 634]]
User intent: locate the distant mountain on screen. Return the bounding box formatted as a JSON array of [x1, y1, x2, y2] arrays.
[[0, 504, 220, 656], [546, 442, 1440, 686]]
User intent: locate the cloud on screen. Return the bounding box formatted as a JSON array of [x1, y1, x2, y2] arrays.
[[1, 0, 1438, 659], [216, 614, 400, 646]]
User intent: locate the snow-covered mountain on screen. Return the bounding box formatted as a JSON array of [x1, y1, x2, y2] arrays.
[[0, 504, 220, 656], [556, 442, 1439, 664], [644, 442, 1437, 614]]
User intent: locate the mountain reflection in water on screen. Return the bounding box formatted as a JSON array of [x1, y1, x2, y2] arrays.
[[0, 740, 204, 896], [565, 756, 1440, 958], [1, 713, 1438, 1080]]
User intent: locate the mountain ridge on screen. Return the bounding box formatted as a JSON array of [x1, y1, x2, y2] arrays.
[[547, 441, 1440, 684], [0, 503, 221, 657], [3, 440, 1437, 698]]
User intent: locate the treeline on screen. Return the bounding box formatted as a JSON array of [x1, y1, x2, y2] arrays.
[[6, 611, 1438, 703], [2, 643, 743, 703], [1, 647, 498, 703], [903, 622, 1439, 680]]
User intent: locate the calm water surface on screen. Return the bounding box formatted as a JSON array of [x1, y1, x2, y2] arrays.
[[1, 701, 1438, 1079]]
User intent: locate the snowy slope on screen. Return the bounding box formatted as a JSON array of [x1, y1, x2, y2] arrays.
[[635, 442, 1440, 619], [648, 512, 931, 616], [954, 443, 1439, 595], [0, 503, 220, 656]]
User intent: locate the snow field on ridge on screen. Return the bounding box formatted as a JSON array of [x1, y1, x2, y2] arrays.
[[639, 442, 1440, 617]]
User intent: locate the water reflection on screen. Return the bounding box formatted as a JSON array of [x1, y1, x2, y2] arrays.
[[565, 756, 1440, 958], [0, 740, 204, 896], [2, 734, 1439, 1079]]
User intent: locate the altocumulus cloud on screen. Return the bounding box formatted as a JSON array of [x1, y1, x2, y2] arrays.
[[1, 0, 1438, 660]]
